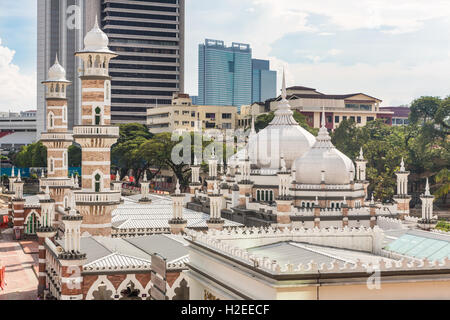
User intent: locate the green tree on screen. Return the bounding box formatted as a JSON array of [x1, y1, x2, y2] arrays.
[[434, 168, 449, 204], [409, 96, 441, 125], [14, 142, 47, 168], [112, 123, 153, 178]]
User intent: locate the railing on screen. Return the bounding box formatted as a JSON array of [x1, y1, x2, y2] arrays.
[[83, 67, 109, 77], [74, 191, 121, 204], [41, 179, 74, 188], [40, 133, 73, 141], [73, 126, 119, 137]]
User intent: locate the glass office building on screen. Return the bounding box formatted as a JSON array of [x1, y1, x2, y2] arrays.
[[252, 59, 277, 103], [198, 39, 252, 107]]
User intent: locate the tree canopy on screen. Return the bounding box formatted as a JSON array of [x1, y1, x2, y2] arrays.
[[255, 111, 319, 135]]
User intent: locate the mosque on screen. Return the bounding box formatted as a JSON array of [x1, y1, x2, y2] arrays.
[[4, 18, 449, 300]]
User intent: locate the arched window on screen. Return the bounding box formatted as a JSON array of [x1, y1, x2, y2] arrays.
[[95, 173, 101, 192], [61, 84, 65, 93], [256, 190, 260, 201], [306, 202, 310, 208], [49, 158, 54, 173], [25, 212, 40, 235], [105, 82, 110, 100], [103, 57, 107, 68], [301, 202, 305, 208], [64, 196, 69, 209], [331, 203, 335, 209], [56, 84, 60, 93], [88, 55, 93, 68], [95, 55, 101, 68], [63, 151, 68, 168], [48, 113, 54, 129], [265, 190, 269, 202], [269, 191, 273, 202], [95, 107, 101, 125], [50, 84, 54, 93]]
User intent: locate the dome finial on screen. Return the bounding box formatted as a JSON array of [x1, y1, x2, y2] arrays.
[[175, 180, 181, 195], [94, 15, 99, 29], [359, 147, 364, 160], [116, 171, 120, 182], [281, 69, 287, 100], [400, 158, 405, 172], [55, 53, 59, 65]]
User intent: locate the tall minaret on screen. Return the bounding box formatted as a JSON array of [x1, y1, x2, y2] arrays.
[[393, 158, 411, 219], [355, 147, 369, 201], [189, 155, 202, 200], [169, 181, 187, 234], [73, 17, 120, 237], [40, 55, 74, 223]]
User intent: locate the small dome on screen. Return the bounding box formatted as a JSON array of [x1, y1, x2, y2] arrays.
[[83, 16, 109, 52], [295, 117, 355, 185], [47, 55, 67, 82]]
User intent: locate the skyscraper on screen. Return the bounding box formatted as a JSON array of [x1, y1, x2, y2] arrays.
[[37, 0, 185, 132], [101, 0, 185, 124], [37, 0, 101, 137], [198, 39, 252, 107], [252, 59, 277, 103]]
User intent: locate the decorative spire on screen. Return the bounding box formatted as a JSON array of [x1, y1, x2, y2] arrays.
[[41, 170, 45, 178], [359, 147, 364, 160], [45, 185, 50, 199], [315, 196, 319, 206], [280, 153, 286, 172], [17, 170, 21, 182], [175, 180, 181, 195], [11, 166, 15, 178], [94, 15, 99, 29], [343, 196, 347, 205], [193, 154, 199, 166], [116, 171, 120, 182], [69, 194, 77, 216], [400, 158, 405, 172], [425, 178, 431, 196], [281, 69, 287, 100], [55, 53, 59, 65], [143, 171, 148, 182], [371, 194, 375, 205]]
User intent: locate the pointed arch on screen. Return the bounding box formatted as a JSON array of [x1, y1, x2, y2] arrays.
[[86, 275, 116, 300], [48, 112, 55, 129]]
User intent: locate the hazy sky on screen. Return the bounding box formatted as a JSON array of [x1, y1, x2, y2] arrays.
[[0, 0, 449, 112]]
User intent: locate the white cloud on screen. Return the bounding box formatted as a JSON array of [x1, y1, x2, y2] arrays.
[[0, 38, 36, 112], [185, 0, 450, 105]]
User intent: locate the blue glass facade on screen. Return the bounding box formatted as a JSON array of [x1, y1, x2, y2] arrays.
[[252, 59, 277, 103], [198, 39, 252, 106]]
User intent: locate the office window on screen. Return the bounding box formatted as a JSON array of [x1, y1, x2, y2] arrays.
[[360, 104, 371, 111], [174, 111, 179, 115], [206, 113, 216, 119], [222, 123, 232, 129], [350, 116, 356, 122], [182, 111, 189, 115], [174, 121, 179, 125], [228, 61, 235, 73], [191, 122, 195, 127], [222, 113, 232, 119], [335, 116, 340, 123], [191, 112, 196, 117], [327, 116, 332, 123], [343, 116, 347, 121], [367, 117, 374, 122], [182, 121, 189, 125], [357, 116, 362, 124]]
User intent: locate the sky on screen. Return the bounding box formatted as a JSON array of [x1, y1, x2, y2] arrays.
[[0, 0, 449, 112]]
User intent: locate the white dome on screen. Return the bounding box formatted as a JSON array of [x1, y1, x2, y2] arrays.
[[47, 55, 67, 82], [229, 75, 315, 171], [294, 123, 355, 185], [83, 17, 110, 52]]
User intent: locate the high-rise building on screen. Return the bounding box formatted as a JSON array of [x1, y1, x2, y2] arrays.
[[101, 0, 185, 124], [252, 59, 277, 103], [37, 0, 185, 132], [198, 39, 252, 107], [37, 0, 101, 137]]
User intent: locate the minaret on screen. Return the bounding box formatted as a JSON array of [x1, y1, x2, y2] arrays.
[[169, 181, 187, 234], [60, 196, 86, 300], [11, 171, 25, 240], [189, 155, 202, 200], [139, 171, 152, 203], [237, 148, 253, 208], [73, 17, 120, 237], [355, 147, 369, 198], [207, 181, 224, 231], [40, 54, 74, 224], [9, 166, 16, 193], [393, 158, 411, 219], [36, 186, 57, 297], [419, 178, 436, 230]]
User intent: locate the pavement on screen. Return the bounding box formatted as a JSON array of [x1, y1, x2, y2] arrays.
[[0, 229, 38, 300]]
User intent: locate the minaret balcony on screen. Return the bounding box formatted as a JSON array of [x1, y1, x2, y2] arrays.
[[46, 92, 67, 99], [40, 133, 73, 142], [40, 178, 74, 189], [82, 67, 109, 77], [73, 126, 119, 138], [74, 191, 121, 205]]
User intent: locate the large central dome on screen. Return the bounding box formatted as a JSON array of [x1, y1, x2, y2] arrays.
[[229, 73, 315, 171]]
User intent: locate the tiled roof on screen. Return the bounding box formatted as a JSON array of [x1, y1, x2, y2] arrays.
[[84, 253, 151, 270]]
